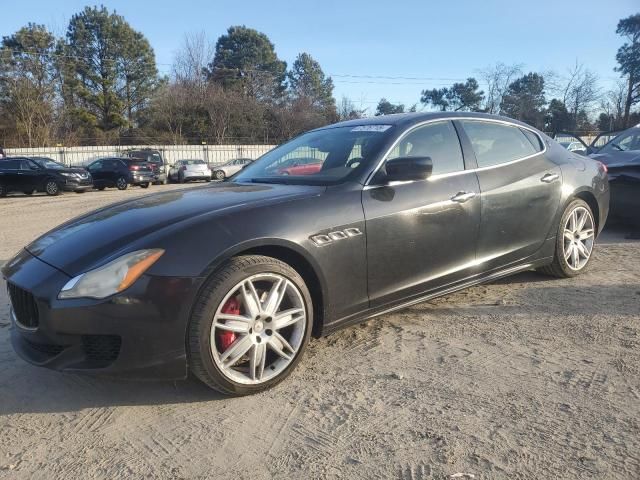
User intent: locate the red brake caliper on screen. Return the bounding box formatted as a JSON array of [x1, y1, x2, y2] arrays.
[[218, 297, 240, 351]]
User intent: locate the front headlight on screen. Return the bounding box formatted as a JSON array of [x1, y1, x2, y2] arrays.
[[58, 249, 164, 299], [60, 172, 76, 178]]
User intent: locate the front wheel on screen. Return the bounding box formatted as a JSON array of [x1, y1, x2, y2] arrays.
[[188, 255, 313, 395], [538, 199, 596, 278], [214, 170, 225, 181], [45, 180, 60, 196], [140, 183, 150, 189]]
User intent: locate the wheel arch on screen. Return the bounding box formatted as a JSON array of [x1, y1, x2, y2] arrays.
[[197, 239, 327, 339]]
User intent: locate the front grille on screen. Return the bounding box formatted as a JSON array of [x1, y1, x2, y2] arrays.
[[7, 283, 39, 329], [82, 335, 122, 367], [24, 338, 65, 356]]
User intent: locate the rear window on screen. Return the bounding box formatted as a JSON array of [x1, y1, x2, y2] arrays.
[[181, 160, 206, 165]]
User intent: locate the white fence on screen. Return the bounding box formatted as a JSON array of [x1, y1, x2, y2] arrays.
[[4, 144, 276, 167]]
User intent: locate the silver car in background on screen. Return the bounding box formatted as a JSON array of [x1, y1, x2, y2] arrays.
[[210, 158, 253, 180], [168, 159, 212, 183]]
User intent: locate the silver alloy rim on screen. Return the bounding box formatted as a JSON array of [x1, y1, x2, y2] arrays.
[[117, 178, 126, 189], [563, 206, 595, 271], [215, 171, 224, 179], [210, 273, 306, 385], [46, 181, 57, 195]]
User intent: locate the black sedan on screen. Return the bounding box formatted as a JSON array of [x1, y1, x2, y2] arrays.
[[2, 113, 609, 395], [588, 126, 640, 225], [0, 156, 92, 196]]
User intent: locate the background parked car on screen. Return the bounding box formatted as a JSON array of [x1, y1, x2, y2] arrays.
[[210, 158, 253, 180], [86, 157, 153, 190], [559, 141, 588, 154], [0, 156, 92, 197], [168, 159, 212, 183], [588, 126, 640, 225], [275, 157, 323, 176], [124, 149, 167, 185]]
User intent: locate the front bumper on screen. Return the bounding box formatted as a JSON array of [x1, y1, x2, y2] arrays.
[[2, 249, 201, 380], [63, 178, 93, 192]]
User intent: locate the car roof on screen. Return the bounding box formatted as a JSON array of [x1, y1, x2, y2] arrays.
[[315, 111, 540, 132]]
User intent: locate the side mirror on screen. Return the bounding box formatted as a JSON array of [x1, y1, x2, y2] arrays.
[[384, 156, 433, 182]]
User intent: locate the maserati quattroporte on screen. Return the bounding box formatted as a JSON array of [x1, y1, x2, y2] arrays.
[[2, 113, 609, 395]]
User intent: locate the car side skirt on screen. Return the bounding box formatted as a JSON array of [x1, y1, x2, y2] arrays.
[[320, 253, 554, 337]]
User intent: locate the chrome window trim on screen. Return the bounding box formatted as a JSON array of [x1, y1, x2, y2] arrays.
[[364, 116, 547, 186]]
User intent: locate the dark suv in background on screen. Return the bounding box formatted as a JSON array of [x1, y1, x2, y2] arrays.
[[0, 157, 93, 196], [124, 149, 167, 185], [86, 157, 153, 190]]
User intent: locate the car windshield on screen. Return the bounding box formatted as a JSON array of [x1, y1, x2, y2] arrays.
[[233, 125, 392, 185], [32, 158, 64, 169], [600, 129, 640, 153]]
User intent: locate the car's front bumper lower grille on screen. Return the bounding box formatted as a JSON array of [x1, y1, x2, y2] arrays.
[[7, 283, 39, 329]]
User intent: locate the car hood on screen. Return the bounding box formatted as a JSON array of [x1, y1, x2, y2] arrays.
[[49, 167, 91, 175], [26, 182, 324, 276]]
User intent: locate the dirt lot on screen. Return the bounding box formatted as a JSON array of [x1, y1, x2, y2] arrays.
[[0, 187, 639, 479]]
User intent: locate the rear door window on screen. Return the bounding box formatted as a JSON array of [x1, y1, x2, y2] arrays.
[[0, 160, 19, 170], [460, 121, 537, 168]]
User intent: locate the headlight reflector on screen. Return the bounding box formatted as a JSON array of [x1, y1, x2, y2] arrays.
[[58, 249, 164, 299]]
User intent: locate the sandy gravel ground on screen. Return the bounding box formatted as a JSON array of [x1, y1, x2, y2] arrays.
[[0, 187, 639, 479]]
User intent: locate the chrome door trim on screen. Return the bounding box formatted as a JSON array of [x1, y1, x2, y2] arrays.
[[364, 117, 547, 186]]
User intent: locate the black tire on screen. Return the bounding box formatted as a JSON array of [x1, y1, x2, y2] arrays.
[[23, 190, 34, 195], [179, 173, 185, 184], [116, 177, 128, 190], [0, 183, 6, 197], [205, 178, 211, 183], [75, 190, 86, 194], [188, 255, 313, 396], [140, 183, 150, 189], [214, 170, 225, 181], [45, 180, 60, 196], [538, 199, 595, 278], [97, 186, 106, 191]]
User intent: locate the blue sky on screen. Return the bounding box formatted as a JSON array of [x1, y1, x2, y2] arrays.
[[2, 0, 638, 114]]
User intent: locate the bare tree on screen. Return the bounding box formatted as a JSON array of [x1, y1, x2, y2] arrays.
[[337, 96, 365, 121], [559, 62, 600, 128], [173, 32, 215, 90], [478, 62, 523, 114]]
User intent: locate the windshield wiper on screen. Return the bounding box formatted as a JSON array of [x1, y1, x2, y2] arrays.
[[612, 143, 624, 151]]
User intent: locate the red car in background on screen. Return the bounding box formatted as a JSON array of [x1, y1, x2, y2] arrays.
[[277, 157, 323, 175]]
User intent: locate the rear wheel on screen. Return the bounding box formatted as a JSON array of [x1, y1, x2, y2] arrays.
[[45, 180, 60, 196], [116, 177, 128, 190], [140, 182, 150, 189], [538, 199, 596, 278], [23, 190, 34, 195], [214, 170, 225, 180], [188, 255, 312, 396], [97, 186, 106, 191]]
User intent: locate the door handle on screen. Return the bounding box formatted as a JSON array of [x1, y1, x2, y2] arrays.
[[451, 191, 476, 203], [541, 173, 559, 183]]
